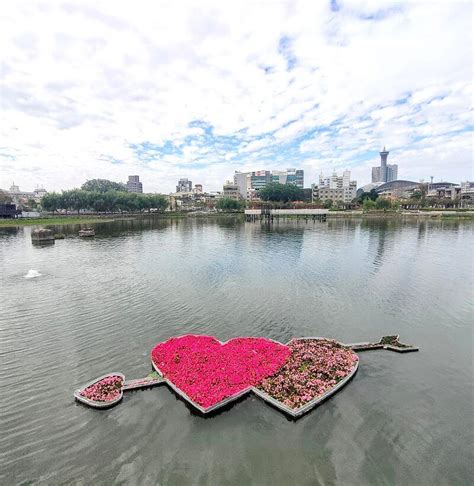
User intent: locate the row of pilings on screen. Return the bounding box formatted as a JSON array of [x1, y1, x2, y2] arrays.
[[245, 211, 327, 223]]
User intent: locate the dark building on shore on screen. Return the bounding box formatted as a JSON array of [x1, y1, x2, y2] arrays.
[[0, 203, 21, 219]]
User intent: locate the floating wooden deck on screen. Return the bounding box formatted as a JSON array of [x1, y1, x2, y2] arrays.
[[245, 209, 329, 222]]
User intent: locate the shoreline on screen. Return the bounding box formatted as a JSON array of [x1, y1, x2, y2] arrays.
[[0, 212, 243, 228], [327, 210, 474, 219], [1, 209, 473, 228]]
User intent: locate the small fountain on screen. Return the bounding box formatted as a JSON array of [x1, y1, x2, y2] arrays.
[[24, 270, 42, 279]]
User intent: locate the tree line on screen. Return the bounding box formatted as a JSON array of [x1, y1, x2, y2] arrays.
[[258, 183, 305, 202], [41, 189, 168, 214]]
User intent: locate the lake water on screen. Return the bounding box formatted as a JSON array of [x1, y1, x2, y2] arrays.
[[1, 217, 472, 485]]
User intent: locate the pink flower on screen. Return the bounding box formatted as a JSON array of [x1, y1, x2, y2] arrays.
[[81, 375, 123, 402], [258, 339, 358, 409], [151, 335, 290, 408]]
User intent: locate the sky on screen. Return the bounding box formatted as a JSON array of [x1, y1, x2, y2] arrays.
[[0, 0, 472, 194]]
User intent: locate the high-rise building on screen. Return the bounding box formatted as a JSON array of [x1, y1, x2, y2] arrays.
[[234, 172, 251, 199], [312, 170, 357, 203], [286, 168, 304, 188], [251, 170, 272, 191], [372, 147, 398, 183], [233, 168, 304, 199], [126, 175, 143, 193], [176, 178, 192, 193]]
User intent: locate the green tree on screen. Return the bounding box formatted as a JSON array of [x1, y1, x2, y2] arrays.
[[259, 183, 304, 202], [216, 197, 244, 211], [64, 189, 90, 214], [363, 199, 376, 211], [391, 199, 401, 210], [375, 198, 391, 210], [41, 189, 169, 214], [368, 189, 379, 201], [81, 179, 127, 193], [103, 191, 118, 212], [115, 191, 129, 213], [323, 199, 333, 209], [41, 192, 61, 213], [125, 192, 139, 212], [88, 192, 107, 212], [357, 189, 379, 204], [150, 194, 168, 211], [137, 194, 151, 212]]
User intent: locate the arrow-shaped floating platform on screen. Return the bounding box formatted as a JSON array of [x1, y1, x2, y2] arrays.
[[74, 335, 418, 416], [74, 372, 164, 409], [347, 334, 419, 353], [122, 376, 164, 390]]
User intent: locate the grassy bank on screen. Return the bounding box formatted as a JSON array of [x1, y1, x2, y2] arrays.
[[2, 210, 472, 228], [328, 210, 474, 220], [0, 211, 244, 227], [0, 215, 130, 227]]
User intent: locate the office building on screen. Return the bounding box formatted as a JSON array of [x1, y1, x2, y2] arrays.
[[233, 168, 304, 199], [176, 178, 192, 193], [126, 175, 143, 193]]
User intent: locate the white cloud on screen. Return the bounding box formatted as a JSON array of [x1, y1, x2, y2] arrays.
[[0, 0, 472, 193]]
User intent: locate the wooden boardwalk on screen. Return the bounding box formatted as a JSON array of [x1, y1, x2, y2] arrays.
[[122, 376, 164, 390], [245, 208, 329, 222]]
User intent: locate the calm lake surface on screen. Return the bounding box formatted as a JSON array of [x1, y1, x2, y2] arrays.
[[1, 217, 473, 485]]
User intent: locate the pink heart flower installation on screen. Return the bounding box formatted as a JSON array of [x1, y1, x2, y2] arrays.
[[80, 375, 124, 402], [151, 335, 291, 409], [258, 338, 358, 410]]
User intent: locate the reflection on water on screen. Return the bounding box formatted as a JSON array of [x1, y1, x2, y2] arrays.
[[0, 217, 472, 485]]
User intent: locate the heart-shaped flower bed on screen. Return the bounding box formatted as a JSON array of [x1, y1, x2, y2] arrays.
[[151, 335, 291, 410], [81, 375, 124, 402], [75, 373, 125, 408], [256, 338, 358, 415]]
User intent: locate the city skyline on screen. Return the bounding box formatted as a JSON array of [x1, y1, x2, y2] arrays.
[[0, 1, 472, 193]]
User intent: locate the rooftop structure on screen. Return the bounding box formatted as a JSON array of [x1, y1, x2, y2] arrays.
[[374, 180, 419, 199], [356, 182, 383, 197], [7, 182, 47, 204]]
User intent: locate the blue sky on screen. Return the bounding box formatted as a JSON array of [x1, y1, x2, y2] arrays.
[[0, 0, 472, 193]]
